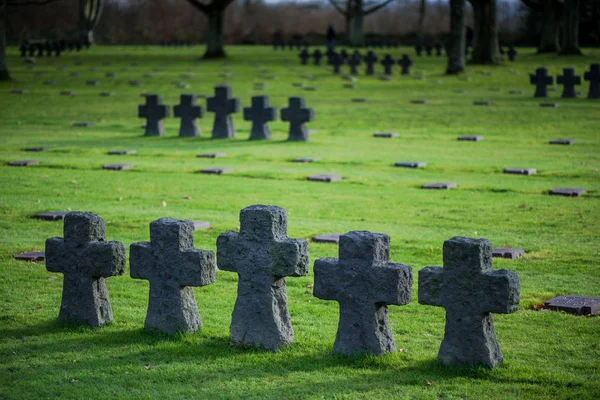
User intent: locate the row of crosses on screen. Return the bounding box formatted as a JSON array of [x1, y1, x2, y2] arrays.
[[20, 39, 90, 58], [530, 65, 600, 99], [45, 209, 520, 369], [138, 87, 315, 141], [299, 48, 413, 76]]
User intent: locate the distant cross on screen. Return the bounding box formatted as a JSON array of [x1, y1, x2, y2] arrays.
[[364, 51, 378, 75], [174, 94, 204, 137], [326, 48, 335, 65], [36, 44, 44, 57], [348, 53, 361, 75], [138, 94, 170, 136], [415, 44, 423, 56], [281, 97, 314, 141], [45, 212, 126, 327], [130, 218, 216, 334], [299, 48, 310, 65], [507, 46, 517, 62], [312, 49, 323, 66], [54, 43, 62, 57], [530, 67, 553, 98], [418, 237, 520, 368], [243, 95, 277, 140], [28, 45, 35, 57], [381, 54, 395, 75], [314, 231, 413, 356], [434, 42, 443, 56], [557, 68, 581, 98], [331, 52, 344, 74], [19, 44, 27, 57], [425, 45, 433, 56], [207, 84, 241, 139], [340, 49, 348, 61], [399, 54, 413, 75], [465, 45, 470, 56], [45, 42, 53, 57], [217, 205, 309, 350], [584, 63, 600, 99]]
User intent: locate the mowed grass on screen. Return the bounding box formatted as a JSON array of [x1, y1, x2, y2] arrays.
[[0, 45, 599, 399]]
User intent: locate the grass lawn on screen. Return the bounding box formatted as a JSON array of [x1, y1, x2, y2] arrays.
[[0, 45, 599, 399]]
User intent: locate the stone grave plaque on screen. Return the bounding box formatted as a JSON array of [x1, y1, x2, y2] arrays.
[[492, 248, 525, 259], [193, 221, 211, 230], [312, 234, 341, 244], [508, 90, 523, 95], [32, 211, 69, 221], [86, 80, 99, 86], [44, 80, 58, 85], [13, 251, 45, 262], [60, 91, 75, 96], [395, 162, 426, 168], [304, 87, 318, 91], [8, 160, 39, 166], [292, 82, 304, 88], [422, 182, 457, 189], [72, 121, 94, 127], [129, 80, 143, 87], [503, 168, 536, 175], [197, 153, 226, 158], [549, 188, 585, 197], [411, 99, 427, 104], [379, 76, 391, 81], [11, 89, 29, 94], [106, 72, 117, 78], [343, 83, 356, 89], [488, 88, 502, 92], [473, 101, 493, 106], [544, 295, 600, 316], [351, 98, 367, 103], [549, 139, 575, 145], [70, 72, 80, 77], [373, 132, 398, 138], [107, 150, 136, 155], [458, 136, 483, 141], [291, 158, 319, 163], [540, 103, 559, 108], [200, 168, 233, 175], [25, 147, 50, 152], [307, 174, 342, 182], [100, 92, 115, 97], [453, 90, 467, 94], [102, 164, 134, 171]]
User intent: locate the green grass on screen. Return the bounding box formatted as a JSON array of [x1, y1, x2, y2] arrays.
[[0, 45, 599, 399]]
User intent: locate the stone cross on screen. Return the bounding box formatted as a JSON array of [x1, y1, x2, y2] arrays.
[[418, 236, 520, 368], [415, 44, 422, 56], [425, 45, 433, 56], [381, 54, 395, 75], [399, 55, 413, 75], [530, 67, 553, 98], [507, 46, 517, 62], [348, 54, 361, 75], [340, 49, 348, 61], [435, 42, 443, 56], [312, 49, 323, 66], [174, 94, 204, 137], [314, 231, 412, 356], [584, 63, 600, 99], [299, 48, 309, 65], [326, 48, 335, 65], [364, 51, 378, 75], [217, 205, 309, 350], [130, 218, 216, 334], [331, 52, 344, 74], [20, 44, 27, 57], [45, 212, 126, 326], [138, 94, 170, 136], [557, 68, 581, 98], [207, 85, 241, 139], [243, 95, 277, 140], [281, 97, 314, 141]]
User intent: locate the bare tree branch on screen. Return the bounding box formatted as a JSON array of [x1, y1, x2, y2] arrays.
[[364, 0, 395, 15], [185, 0, 210, 14], [328, 0, 348, 15], [8, 0, 65, 6], [184, 0, 235, 14]]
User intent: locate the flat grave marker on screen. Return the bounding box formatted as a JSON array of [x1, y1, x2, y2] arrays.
[[25, 147, 50, 152], [411, 99, 427, 104], [32, 211, 69, 221], [540, 103, 559, 108], [107, 150, 136, 155], [60, 90, 75, 96], [11, 89, 28, 94], [395, 162, 426, 168], [544, 295, 600, 316], [422, 182, 457, 189], [473, 101, 493, 106], [193, 221, 211, 230], [373, 132, 398, 138], [8, 160, 39, 166], [102, 164, 134, 171], [458, 135, 483, 141], [200, 167, 233, 175], [549, 188, 585, 197], [492, 248, 525, 259], [197, 153, 226, 158], [307, 174, 342, 182], [312, 233, 341, 244], [13, 251, 45, 262], [99, 92, 115, 97], [503, 168, 536, 175], [291, 158, 319, 163], [72, 121, 94, 127]]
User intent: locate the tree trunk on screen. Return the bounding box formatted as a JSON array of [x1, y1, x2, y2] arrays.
[[0, 0, 9, 81], [469, 0, 500, 64], [559, 0, 581, 55], [348, 9, 364, 47], [204, 7, 225, 58], [539, 0, 559, 53], [417, 0, 427, 43], [446, 0, 466, 74]]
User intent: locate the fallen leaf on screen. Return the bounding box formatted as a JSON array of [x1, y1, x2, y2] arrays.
[[531, 304, 546, 311], [119, 197, 123, 201], [48, 276, 57, 281], [161, 201, 167, 208], [474, 231, 478, 235], [400, 348, 407, 353], [67, 207, 72, 211], [519, 204, 527, 209], [37, 199, 41, 203], [72, 360, 77, 363], [183, 196, 191, 200], [144, 364, 152, 370], [34, 306, 41, 310], [426, 379, 436, 386], [592, 344, 598, 348], [71, 378, 77, 383], [304, 290, 311, 295], [71, 180, 77, 185], [307, 283, 314, 289]]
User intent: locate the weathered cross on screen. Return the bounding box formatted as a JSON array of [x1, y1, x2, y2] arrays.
[[415, 44, 422, 56], [331, 52, 344, 74], [174, 94, 204, 137], [340, 49, 348, 61], [243, 95, 277, 140], [45, 212, 126, 327], [507, 46, 517, 62], [326, 48, 335, 65], [130, 218, 216, 334], [381, 54, 395, 75], [418, 236, 520, 368], [207, 85, 241, 139], [584, 63, 600, 99], [348, 53, 361, 75], [364, 51, 378, 75], [314, 231, 413, 356], [217, 205, 309, 350], [399, 55, 413, 75], [435, 42, 443, 56], [281, 97, 314, 141], [138, 94, 170, 136], [557, 68, 581, 99], [299, 48, 310, 65], [312, 49, 323, 66], [530, 67, 553, 98]]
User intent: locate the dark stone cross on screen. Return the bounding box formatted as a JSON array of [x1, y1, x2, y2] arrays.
[[340, 49, 348, 61], [507, 46, 517, 62], [312, 49, 323, 66], [243, 95, 277, 140], [45, 212, 126, 326], [434, 42, 443, 56], [557, 68, 581, 98], [138, 94, 170, 136], [530, 67, 553, 98], [217, 205, 309, 350], [399, 55, 413, 75], [326, 48, 335, 65], [347, 53, 361, 75], [425, 45, 433, 56], [331, 52, 344, 74], [207, 85, 240, 139], [20, 44, 27, 57], [415, 44, 423, 56], [364, 51, 378, 75], [281, 97, 314, 141], [299, 48, 310, 65], [130, 218, 216, 334], [418, 236, 520, 368], [381, 54, 395, 75], [583, 63, 600, 99], [314, 231, 413, 356], [174, 94, 204, 137]]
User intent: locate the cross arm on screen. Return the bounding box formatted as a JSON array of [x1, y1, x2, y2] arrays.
[[160, 106, 171, 119], [84, 241, 126, 278], [138, 105, 147, 118], [130, 241, 153, 280], [45, 237, 67, 273], [313, 258, 340, 301], [302, 108, 315, 123], [216, 231, 239, 273], [480, 269, 520, 314], [271, 238, 309, 277], [228, 98, 241, 114], [265, 107, 278, 122], [372, 262, 412, 306], [418, 266, 443, 307], [176, 249, 216, 287]]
